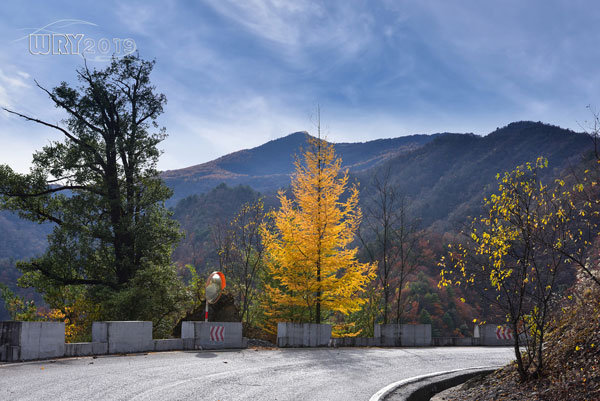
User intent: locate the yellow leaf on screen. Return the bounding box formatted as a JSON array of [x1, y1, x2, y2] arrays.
[[260, 135, 375, 331]]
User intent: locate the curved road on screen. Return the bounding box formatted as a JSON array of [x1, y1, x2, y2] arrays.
[[0, 347, 513, 400]]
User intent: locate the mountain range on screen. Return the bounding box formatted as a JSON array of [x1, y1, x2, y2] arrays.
[[161, 132, 437, 205], [0, 120, 594, 318], [168, 120, 592, 266]]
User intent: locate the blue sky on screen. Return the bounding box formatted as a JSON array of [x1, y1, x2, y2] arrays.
[[1, 0, 599, 173]]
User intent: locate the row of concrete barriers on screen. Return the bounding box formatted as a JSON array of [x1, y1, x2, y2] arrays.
[[1, 320, 514, 362], [0, 320, 245, 362], [276, 323, 433, 347], [276, 323, 516, 347]]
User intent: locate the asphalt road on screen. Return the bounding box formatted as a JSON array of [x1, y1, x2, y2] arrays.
[[0, 347, 514, 400]]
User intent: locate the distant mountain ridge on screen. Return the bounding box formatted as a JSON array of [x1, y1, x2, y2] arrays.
[[361, 121, 592, 230], [162, 131, 438, 204], [167, 120, 594, 269]]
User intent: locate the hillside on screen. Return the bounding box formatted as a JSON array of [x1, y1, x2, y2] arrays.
[[0, 211, 51, 319], [361, 121, 592, 231], [168, 121, 592, 276], [162, 132, 436, 204], [164, 121, 592, 232], [171, 183, 268, 268]]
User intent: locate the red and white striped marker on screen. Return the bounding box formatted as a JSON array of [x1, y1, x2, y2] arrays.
[[210, 325, 225, 342], [496, 326, 513, 340]]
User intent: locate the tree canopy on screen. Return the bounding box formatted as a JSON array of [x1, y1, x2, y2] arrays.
[[261, 131, 375, 331], [0, 55, 186, 337]]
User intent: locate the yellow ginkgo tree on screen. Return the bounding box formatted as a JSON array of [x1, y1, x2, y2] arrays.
[[261, 127, 375, 331]]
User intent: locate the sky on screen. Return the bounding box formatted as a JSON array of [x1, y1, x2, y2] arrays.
[[1, 0, 600, 173]]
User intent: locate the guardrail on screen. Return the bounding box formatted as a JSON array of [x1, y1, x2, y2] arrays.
[[0, 320, 245, 362], [277, 323, 434, 348], [1, 320, 513, 362]]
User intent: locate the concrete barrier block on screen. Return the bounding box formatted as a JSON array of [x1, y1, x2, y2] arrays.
[[328, 336, 379, 347], [0, 345, 20, 362], [42, 322, 65, 359], [318, 324, 331, 346], [65, 342, 92, 357], [368, 337, 380, 346], [19, 322, 40, 360], [277, 323, 331, 347], [304, 324, 313, 346], [377, 324, 401, 346], [0, 322, 21, 351], [93, 341, 108, 355], [183, 338, 195, 350], [181, 321, 195, 339], [64, 342, 107, 357], [10, 345, 20, 361], [0, 344, 19, 362], [182, 321, 244, 349], [403, 324, 416, 346], [92, 321, 153, 354], [456, 337, 474, 346], [0, 321, 65, 361], [478, 324, 518, 346], [278, 323, 289, 347], [153, 338, 183, 352], [432, 337, 475, 346], [413, 324, 431, 346], [304, 324, 330, 347], [375, 324, 432, 347], [92, 322, 107, 342]]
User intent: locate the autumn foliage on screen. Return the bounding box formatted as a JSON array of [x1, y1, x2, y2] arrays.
[[260, 135, 375, 332], [439, 157, 584, 380]]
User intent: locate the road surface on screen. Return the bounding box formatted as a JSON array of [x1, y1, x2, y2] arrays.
[[0, 347, 514, 400]]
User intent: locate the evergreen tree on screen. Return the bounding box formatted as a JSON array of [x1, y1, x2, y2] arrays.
[[0, 55, 186, 336]]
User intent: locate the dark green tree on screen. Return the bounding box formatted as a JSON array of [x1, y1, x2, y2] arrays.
[[418, 309, 432, 325], [0, 55, 186, 336]]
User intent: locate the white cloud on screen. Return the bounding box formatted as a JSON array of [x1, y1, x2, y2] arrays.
[[16, 71, 30, 80], [0, 68, 29, 89], [203, 0, 325, 46], [202, 0, 377, 67], [0, 68, 32, 110], [412, 1, 600, 111], [114, 1, 176, 37]]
